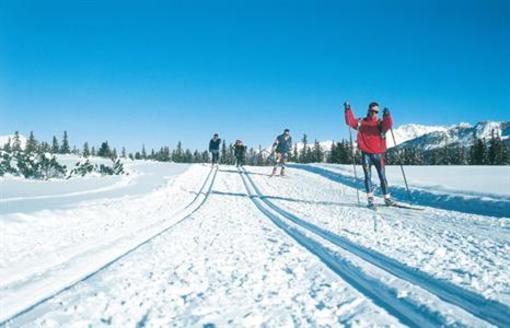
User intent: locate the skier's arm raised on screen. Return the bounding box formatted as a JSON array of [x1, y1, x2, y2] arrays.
[[344, 102, 359, 130], [381, 107, 393, 133]]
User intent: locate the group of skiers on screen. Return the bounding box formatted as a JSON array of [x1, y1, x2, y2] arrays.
[[208, 101, 395, 208], [208, 134, 248, 168]]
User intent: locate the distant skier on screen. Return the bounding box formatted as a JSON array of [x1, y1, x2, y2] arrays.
[[209, 133, 221, 166], [344, 101, 394, 208], [233, 140, 247, 167], [271, 129, 292, 176]]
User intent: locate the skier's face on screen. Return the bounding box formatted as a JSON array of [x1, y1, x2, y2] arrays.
[[369, 106, 379, 117]]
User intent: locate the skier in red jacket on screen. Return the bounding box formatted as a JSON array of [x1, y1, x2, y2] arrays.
[[344, 101, 394, 208]]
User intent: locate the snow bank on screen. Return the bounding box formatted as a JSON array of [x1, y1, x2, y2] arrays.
[[292, 163, 510, 218]]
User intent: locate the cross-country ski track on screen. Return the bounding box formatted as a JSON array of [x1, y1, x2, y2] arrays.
[[1, 167, 218, 326], [2, 164, 509, 327]]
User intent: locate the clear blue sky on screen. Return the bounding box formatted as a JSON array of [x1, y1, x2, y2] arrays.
[[1, 0, 509, 151]]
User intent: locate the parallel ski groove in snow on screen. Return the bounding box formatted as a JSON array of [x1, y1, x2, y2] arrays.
[[238, 167, 443, 328], [244, 169, 510, 327], [0, 167, 219, 326]]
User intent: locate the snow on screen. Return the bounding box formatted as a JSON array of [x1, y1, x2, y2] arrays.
[[0, 134, 27, 149], [395, 121, 510, 151], [386, 124, 447, 148], [1, 163, 509, 326], [297, 163, 510, 218]]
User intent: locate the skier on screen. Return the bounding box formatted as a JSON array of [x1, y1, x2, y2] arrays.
[[209, 133, 221, 166], [344, 101, 395, 209], [233, 139, 247, 167], [271, 128, 292, 176]]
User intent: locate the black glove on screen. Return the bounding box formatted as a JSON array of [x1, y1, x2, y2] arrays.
[[344, 101, 351, 110], [383, 107, 390, 116]]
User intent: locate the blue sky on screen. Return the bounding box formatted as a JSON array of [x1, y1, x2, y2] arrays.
[[1, 0, 509, 151]]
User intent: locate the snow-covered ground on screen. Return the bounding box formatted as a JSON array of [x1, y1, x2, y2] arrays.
[[297, 163, 510, 218], [1, 162, 509, 326]]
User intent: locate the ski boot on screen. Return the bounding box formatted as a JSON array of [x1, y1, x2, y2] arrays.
[[280, 167, 285, 176], [271, 167, 278, 177], [384, 195, 395, 207], [367, 196, 376, 210]]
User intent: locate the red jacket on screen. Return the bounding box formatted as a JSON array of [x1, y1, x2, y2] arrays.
[[345, 108, 392, 154]]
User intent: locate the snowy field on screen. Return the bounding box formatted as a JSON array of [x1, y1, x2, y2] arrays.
[[1, 161, 509, 327]]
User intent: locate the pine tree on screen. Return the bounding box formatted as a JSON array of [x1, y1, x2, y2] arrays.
[[3, 137, 12, 152], [141, 144, 147, 159], [12, 131, 22, 151], [184, 149, 193, 163], [26, 131, 38, 153], [83, 142, 90, 157], [91, 146, 96, 156], [292, 144, 298, 163], [487, 129, 506, 165], [470, 137, 486, 165], [51, 136, 59, 153], [311, 140, 323, 163], [98, 141, 112, 158], [39, 141, 51, 153], [112, 148, 118, 158], [220, 140, 227, 164], [121, 147, 127, 158], [60, 131, 71, 154]]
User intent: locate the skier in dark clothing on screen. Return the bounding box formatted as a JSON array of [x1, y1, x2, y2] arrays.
[[233, 140, 247, 167], [271, 129, 292, 176], [344, 101, 395, 208], [209, 133, 221, 166]]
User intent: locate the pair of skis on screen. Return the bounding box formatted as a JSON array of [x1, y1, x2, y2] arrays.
[[368, 201, 424, 211]]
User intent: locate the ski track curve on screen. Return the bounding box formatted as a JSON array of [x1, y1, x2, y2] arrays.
[[0, 167, 219, 326], [238, 167, 452, 328], [242, 167, 510, 327]]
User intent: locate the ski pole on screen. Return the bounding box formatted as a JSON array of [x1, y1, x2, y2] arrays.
[[389, 127, 413, 203], [348, 126, 361, 207]]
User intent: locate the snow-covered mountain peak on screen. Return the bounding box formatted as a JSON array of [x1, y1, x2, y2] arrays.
[[387, 124, 447, 148], [395, 120, 510, 151]]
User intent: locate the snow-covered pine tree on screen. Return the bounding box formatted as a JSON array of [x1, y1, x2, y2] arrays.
[[60, 131, 71, 154], [12, 131, 22, 151], [121, 147, 127, 158], [3, 137, 12, 152], [51, 136, 59, 153], [26, 131, 38, 153], [83, 142, 90, 157], [91, 146, 96, 156]]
